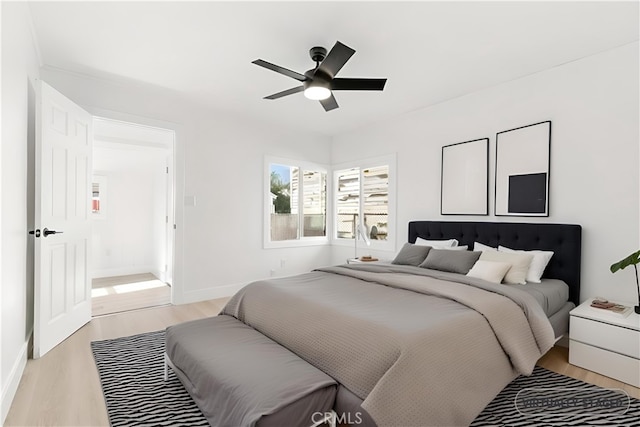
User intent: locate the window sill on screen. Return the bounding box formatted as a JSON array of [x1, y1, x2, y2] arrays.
[[264, 237, 329, 249]]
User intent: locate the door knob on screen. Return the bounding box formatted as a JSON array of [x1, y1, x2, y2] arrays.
[[43, 228, 63, 237], [29, 229, 41, 238]]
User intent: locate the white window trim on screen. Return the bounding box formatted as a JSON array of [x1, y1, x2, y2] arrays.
[[264, 156, 330, 249], [332, 153, 397, 253]]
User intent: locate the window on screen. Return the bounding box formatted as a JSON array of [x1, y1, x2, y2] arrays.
[[92, 175, 107, 219], [335, 167, 360, 239], [265, 157, 327, 247], [334, 155, 395, 250]]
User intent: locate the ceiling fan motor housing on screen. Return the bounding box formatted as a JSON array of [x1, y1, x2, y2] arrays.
[[309, 46, 327, 63], [304, 69, 330, 86]]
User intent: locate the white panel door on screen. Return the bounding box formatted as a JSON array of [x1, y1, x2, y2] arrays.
[[33, 81, 92, 358]]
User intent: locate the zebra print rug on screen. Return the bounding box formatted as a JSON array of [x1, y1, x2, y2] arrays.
[[91, 330, 640, 427], [91, 330, 208, 427]]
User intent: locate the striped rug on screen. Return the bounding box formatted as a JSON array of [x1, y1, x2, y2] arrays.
[[91, 330, 208, 427], [471, 367, 640, 426], [92, 331, 640, 427]]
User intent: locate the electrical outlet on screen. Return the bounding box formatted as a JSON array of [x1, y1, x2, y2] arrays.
[[270, 269, 276, 277], [280, 259, 286, 268]]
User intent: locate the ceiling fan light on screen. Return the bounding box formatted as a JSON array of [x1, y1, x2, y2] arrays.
[[304, 86, 331, 100]]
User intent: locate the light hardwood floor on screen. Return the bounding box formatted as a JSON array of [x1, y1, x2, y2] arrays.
[[5, 298, 228, 427], [538, 346, 639, 400], [92, 273, 171, 317], [5, 301, 639, 426]]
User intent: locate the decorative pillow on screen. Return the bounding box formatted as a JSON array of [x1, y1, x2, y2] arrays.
[[415, 237, 458, 248], [478, 250, 533, 285], [498, 245, 554, 283], [419, 249, 481, 275], [466, 260, 512, 284], [473, 241, 496, 251], [441, 245, 469, 251], [391, 243, 432, 266]]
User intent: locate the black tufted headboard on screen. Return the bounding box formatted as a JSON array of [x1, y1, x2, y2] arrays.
[[408, 221, 582, 305]]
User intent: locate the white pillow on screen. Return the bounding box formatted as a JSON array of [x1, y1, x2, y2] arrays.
[[467, 260, 512, 284], [498, 245, 554, 283], [415, 237, 458, 248], [441, 245, 468, 251], [478, 250, 533, 285], [473, 242, 496, 252]]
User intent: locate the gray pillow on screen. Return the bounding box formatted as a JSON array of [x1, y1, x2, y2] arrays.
[[419, 249, 481, 274], [391, 243, 432, 266]]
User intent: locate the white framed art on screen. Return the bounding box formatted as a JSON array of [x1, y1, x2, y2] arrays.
[[441, 138, 489, 215], [495, 121, 551, 217]]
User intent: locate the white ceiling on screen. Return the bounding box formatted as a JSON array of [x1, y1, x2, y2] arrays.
[[28, 1, 639, 137]]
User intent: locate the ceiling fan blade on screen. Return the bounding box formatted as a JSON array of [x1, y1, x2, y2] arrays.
[[316, 41, 355, 79], [264, 86, 304, 100], [331, 78, 387, 91], [320, 94, 339, 112], [252, 59, 308, 82]]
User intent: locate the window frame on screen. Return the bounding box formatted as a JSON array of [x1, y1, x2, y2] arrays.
[[332, 154, 396, 253], [264, 156, 330, 249]]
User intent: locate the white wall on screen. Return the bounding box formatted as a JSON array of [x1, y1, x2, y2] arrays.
[[92, 144, 169, 279], [331, 42, 640, 304], [1, 3, 634, 422], [40, 66, 333, 304], [0, 2, 40, 422]]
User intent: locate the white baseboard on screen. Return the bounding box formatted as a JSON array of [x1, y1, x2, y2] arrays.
[[152, 269, 166, 283], [92, 265, 159, 280], [173, 281, 248, 305], [1, 340, 28, 425]]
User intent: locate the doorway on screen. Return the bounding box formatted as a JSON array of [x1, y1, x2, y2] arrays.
[[90, 117, 174, 316]]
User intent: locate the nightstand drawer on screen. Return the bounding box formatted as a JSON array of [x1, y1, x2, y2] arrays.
[[571, 316, 640, 359], [569, 340, 640, 387]]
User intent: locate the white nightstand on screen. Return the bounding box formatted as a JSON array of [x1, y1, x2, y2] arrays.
[[346, 257, 380, 264], [569, 298, 640, 387]]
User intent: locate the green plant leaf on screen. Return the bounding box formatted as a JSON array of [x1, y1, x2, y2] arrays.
[[610, 249, 640, 273]]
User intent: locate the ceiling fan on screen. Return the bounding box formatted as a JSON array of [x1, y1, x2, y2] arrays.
[[252, 41, 387, 112]]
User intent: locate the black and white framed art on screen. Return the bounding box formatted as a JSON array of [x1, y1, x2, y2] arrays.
[[441, 138, 489, 215], [495, 121, 551, 216]]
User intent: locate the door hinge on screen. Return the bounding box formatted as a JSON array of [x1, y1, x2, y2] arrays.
[[166, 166, 169, 173], [166, 215, 169, 223]]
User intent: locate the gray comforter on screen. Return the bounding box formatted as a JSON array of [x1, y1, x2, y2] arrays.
[[222, 264, 555, 427]]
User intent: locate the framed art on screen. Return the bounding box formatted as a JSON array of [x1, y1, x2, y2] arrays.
[[441, 138, 489, 215], [495, 121, 551, 216]]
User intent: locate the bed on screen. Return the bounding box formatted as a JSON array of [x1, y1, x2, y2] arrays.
[[171, 221, 582, 427], [407, 220, 582, 339]]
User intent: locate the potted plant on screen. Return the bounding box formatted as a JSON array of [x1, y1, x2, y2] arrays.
[[610, 249, 640, 314]]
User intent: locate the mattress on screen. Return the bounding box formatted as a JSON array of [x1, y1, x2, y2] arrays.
[[513, 278, 570, 317], [548, 302, 574, 338]]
